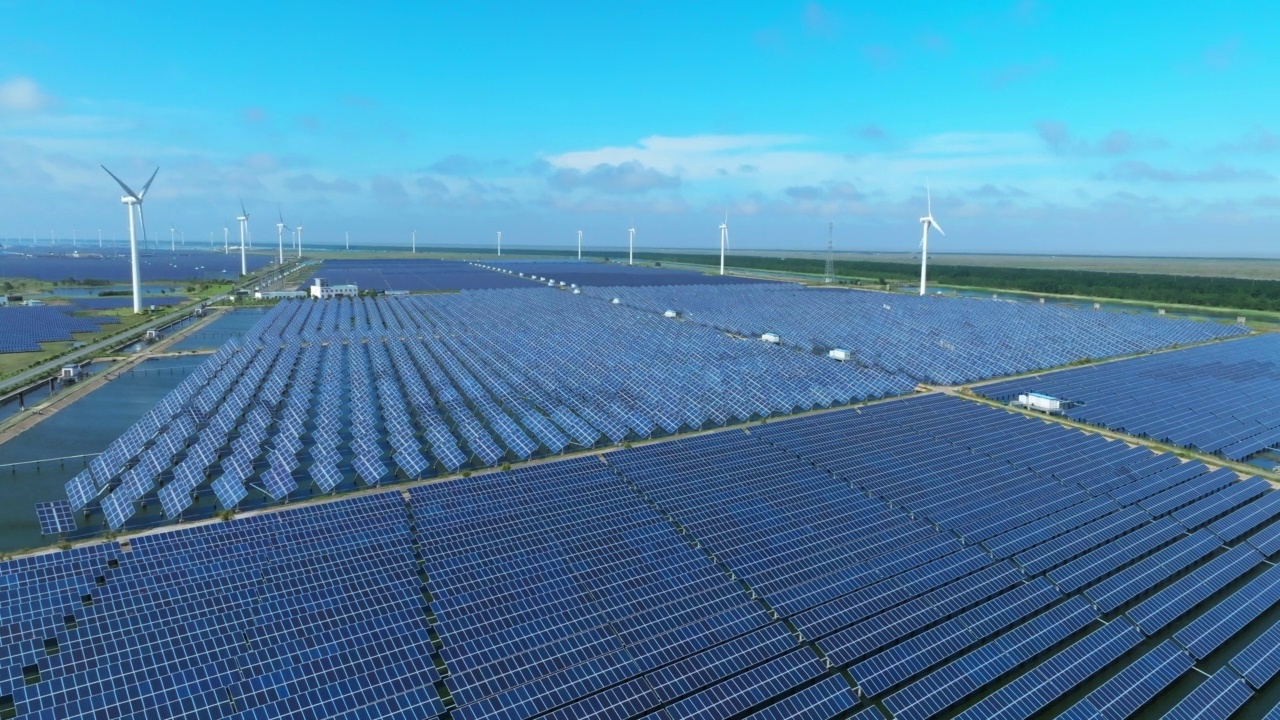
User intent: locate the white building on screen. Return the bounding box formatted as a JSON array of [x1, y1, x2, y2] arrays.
[[310, 278, 359, 299]]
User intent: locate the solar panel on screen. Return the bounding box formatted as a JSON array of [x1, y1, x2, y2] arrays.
[[311, 462, 344, 492], [953, 618, 1143, 720], [1062, 641, 1192, 719], [1124, 544, 1263, 635], [34, 500, 76, 535], [260, 467, 297, 499], [1175, 563, 1280, 659], [211, 474, 247, 509], [1230, 618, 1280, 690], [1161, 666, 1252, 720], [100, 489, 133, 530]]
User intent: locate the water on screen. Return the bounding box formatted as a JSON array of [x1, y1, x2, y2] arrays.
[[167, 308, 267, 351], [0, 356, 204, 553]]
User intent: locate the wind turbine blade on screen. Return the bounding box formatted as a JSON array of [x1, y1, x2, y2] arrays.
[[100, 165, 140, 200], [239, 198, 249, 219], [932, 220, 945, 236], [137, 204, 150, 249], [926, 180, 932, 217], [138, 167, 159, 199]]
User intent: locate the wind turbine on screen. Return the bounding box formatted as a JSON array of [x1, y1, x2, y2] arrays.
[[345, 231, 349, 250], [100, 165, 159, 314], [237, 200, 250, 276], [719, 211, 729, 276], [223, 227, 229, 254], [627, 223, 635, 266], [98, 229, 102, 248], [411, 230, 416, 254], [577, 230, 582, 260], [497, 231, 502, 256], [275, 205, 290, 265], [918, 184, 945, 296], [296, 226, 302, 259], [169, 224, 176, 252]]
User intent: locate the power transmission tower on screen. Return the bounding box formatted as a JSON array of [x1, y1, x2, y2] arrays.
[[824, 221, 834, 284]]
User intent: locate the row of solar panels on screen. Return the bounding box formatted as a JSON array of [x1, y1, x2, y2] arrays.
[[15, 392, 1280, 719], [62, 293, 915, 530], [577, 283, 1250, 385], [20, 389, 1280, 712], [980, 332, 1280, 462]]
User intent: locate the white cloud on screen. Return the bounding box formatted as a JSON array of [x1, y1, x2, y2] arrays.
[[0, 76, 54, 113]]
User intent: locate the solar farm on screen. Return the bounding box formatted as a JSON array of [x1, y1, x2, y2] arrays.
[[0, 251, 273, 282], [4, 274, 1280, 719], [299, 258, 760, 293], [580, 284, 1249, 384], [0, 306, 116, 353], [979, 333, 1280, 463], [481, 259, 764, 287]]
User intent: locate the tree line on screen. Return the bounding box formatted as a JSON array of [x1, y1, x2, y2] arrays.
[[602, 251, 1280, 313]]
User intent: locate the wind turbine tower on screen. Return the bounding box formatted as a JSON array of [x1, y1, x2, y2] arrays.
[[101, 165, 159, 314], [824, 221, 834, 284], [223, 227, 229, 254], [628, 225, 635, 266], [275, 206, 290, 265], [345, 231, 349, 251], [718, 213, 729, 276], [237, 201, 250, 276], [412, 230, 416, 254], [296, 226, 303, 258], [577, 230, 582, 260], [497, 231, 502, 256], [170, 225, 176, 252], [918, 185, 945, 296]]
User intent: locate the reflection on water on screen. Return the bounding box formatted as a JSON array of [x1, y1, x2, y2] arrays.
[[167, 308, 267, 351]]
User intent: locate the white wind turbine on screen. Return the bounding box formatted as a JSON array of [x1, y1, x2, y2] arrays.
[[497, 230, 502, 256], [627, 223, 635, 266], [345, 231, 349, 251], [237, 200, 250, 276], [411, 229, 416, 254], [918, 184, 945, 296], [169, 224, 176, 252], [296, 226, 303, 258], [719, 211, 729, 276], [275, 206, 291, 265], [577, 230, 582, 260], [223, 227, 229, 254], [100, 165, 159, 314]]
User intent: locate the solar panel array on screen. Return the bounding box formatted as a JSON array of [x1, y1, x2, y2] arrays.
[[0, 494, 444, 719], [16, 391, 1280, 718], [580, 283, 1249, 384], [300, 258, 536, 292], [61, 294, 910, 531], [1, 250, 272, 282], [980, 333, 1280, 461], [0, 306, 109, 353], [478, 259, 766, 287]]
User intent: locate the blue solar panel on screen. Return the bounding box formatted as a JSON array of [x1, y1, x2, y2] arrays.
[[1084, 529, 1222, 613], [34, 500, 75, 535], [883, 596, 1099, 720], [953, 618, 1143, 720], [1124, 544, 1263, 634], [1175, 563, 1280, 659], [1230, 618, 1280, 689], [1062, 640, 1192, 719], [739, 676, 862, 720], [979, 334, 1280, 461], [1161, 666, 1253, 720], [1048, 517, 1186, 594]]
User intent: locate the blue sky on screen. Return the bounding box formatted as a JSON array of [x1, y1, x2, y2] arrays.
[[1, 1, 1278, 256]]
